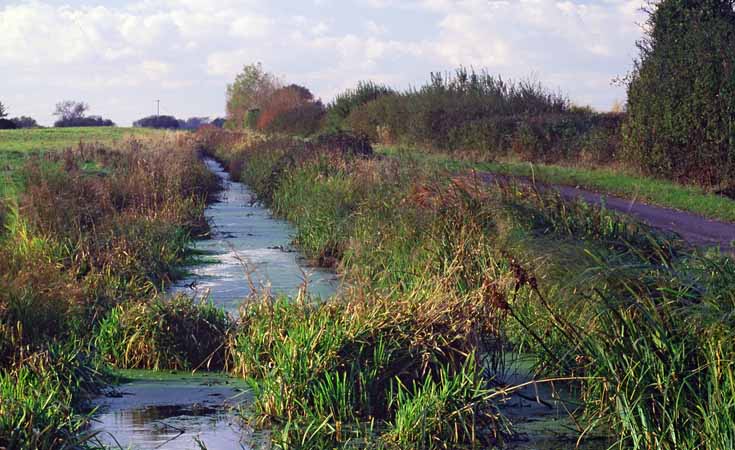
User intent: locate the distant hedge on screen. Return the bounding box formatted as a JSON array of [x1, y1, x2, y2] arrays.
[[54, 116, 115, 128], [0, 119, 17, 130], [623, 0, 735, 188], [134, 115, 180, 129]]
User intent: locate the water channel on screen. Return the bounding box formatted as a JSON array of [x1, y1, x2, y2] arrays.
[[90, 158, 339, 449]]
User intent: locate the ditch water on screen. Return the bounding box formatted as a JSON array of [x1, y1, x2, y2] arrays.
[[90, 158, 340, 449], [89, 158, 605, 449]]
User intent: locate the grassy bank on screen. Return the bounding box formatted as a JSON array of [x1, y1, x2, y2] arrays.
[[0, 127, 165, 199], [198, 129, 735, 449], [0, 132, 220, 449], [378, 146, 735, 223]]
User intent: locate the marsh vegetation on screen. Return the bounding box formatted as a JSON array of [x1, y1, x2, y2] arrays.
[[2, 1, 735, 449]]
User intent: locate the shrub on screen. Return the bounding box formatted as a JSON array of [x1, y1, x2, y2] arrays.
[[325, 81, 395, 130], [623, 0, 735, 187]]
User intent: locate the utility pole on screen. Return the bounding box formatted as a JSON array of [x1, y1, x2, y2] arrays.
[[155, 99, 160, 118]]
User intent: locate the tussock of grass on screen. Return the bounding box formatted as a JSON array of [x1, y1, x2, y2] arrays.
[[96, 296, 231, 371]]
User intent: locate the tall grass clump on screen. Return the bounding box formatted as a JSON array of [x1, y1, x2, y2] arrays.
[[548, 252, 735, 449], [0, 345, 106, 450], [95, 296, 231, 371], [231, 270, 506, 448]]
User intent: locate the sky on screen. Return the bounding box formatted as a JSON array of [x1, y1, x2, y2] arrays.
[[0, 0, 646, 126]]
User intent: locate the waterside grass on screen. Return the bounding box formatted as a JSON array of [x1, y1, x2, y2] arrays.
[[377, 146, 735, 223], [199, 129, 735, 449], [0, 132, 221, 449]]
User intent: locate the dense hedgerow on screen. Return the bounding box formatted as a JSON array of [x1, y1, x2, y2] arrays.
[[325, 80, 395, 131], [623, 0, 735, 188], [344, 68, 624, 164]]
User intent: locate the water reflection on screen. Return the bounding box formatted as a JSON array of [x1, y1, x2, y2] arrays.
[[90, 377, 252, 450]]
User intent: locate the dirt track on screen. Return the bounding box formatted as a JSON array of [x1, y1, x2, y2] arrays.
[[477, 172, 735, 253]]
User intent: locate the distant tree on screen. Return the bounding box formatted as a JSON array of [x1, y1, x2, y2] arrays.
[[53, 100, 89, 122], [10, 116, 39, 128], [283, 84, 314, 102], [226, 63, 280, 129], [623, 0, 735, 187], [133, 115, 180, 129], [54, 116, 115, 127], [257, 85, 325, 135], [257, 86, 310, 129], [211, 118, 226, 128], [0, 101, 7, 119], [52, 101, 112, 127]]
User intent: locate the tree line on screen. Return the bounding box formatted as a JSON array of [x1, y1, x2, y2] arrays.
[[0, 99, 224, 130]]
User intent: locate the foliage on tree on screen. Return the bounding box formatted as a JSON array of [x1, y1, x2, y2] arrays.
[[53, 101, 89, 122], [0, 119, 17, 130], [623, 0, 735, 187], [178, 117, 211, 130], [0, 101, 7, 119], [52, 100, 113, 127], [134, 115, 180, 129], [256, 84, 324, 135], [226, 63, 280, 129]]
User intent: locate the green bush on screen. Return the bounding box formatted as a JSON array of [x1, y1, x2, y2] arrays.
[[623, 0, 735, 187], [343, 68, 623, 163]]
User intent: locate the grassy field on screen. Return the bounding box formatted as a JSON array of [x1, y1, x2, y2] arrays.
[[379, 146, 735, 223], [0, 127, 165, 198]]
